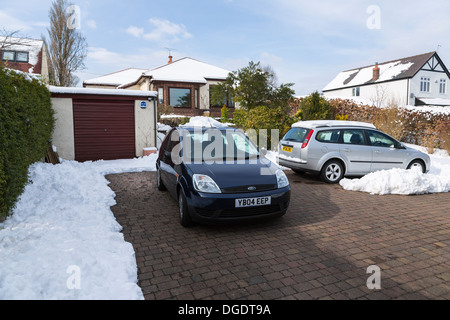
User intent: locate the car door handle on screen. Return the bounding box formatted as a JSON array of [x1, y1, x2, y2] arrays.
[[374, 150, 381, 154], [342, 148, 350, 152]]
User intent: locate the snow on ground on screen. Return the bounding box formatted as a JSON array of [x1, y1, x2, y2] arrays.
[[339, 147, 450, 195], [0, 154, 157, 300]]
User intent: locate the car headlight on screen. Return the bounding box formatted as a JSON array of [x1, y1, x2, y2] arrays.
[[193, 174, 222, 193], [276, 169, 289, 189]]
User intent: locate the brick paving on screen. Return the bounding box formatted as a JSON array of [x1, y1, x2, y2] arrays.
[[106, 171, 450, 300]]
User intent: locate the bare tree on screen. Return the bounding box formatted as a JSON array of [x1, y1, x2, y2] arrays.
[[46, 0, 87, 86]]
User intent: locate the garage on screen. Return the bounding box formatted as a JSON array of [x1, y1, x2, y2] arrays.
[[73, 98, 135, 162], [49, 86, 158, 162]]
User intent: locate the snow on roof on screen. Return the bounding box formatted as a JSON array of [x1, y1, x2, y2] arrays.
[[292, 120, 376, 129], [0, 36, 43, 67], [83, 68, 147, 86], [145, 57, 230, 84], [48, 85, 157, 97], [323, 52, 436, 92]]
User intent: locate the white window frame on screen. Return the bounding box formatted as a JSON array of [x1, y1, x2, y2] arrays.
[[420, 77, 430, 93], [439, 79, 446, 94], [352, 87, 360, 97]]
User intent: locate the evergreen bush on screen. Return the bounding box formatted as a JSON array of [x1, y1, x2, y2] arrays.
[[0, 67, 54, 220]]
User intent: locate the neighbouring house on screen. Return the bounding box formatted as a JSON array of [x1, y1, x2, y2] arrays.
[[83, 56, 236, 117], [322, 52, 450, 107], [0, 36, 49, 82], [49, 86, 158, 162]]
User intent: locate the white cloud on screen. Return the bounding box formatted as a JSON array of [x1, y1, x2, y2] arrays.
[[126, 18, 192, 44], [86, 20, 97, 30], [126, 26, 144, 38], [0, 10, 33, 32]]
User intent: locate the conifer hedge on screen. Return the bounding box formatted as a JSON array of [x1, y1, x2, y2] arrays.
[[0, 67, 54, 220]]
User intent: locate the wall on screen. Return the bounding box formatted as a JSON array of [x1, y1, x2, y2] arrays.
[[323, 79, 409, 106], [134, 99, 157, 157], [51, 97, 75, 160]]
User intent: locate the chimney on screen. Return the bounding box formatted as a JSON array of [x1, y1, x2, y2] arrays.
[[372, 62, 380, 81], [168, 55, 173, 64]]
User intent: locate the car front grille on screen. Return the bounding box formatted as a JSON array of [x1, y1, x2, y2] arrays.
[[221, 184, 277, 194], [195, 201, 289, 219]]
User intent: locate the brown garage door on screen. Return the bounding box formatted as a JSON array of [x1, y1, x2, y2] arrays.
[[73, 99, 135, 162]]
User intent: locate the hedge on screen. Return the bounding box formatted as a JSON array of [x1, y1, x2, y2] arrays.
[[0, 67, 54, 220]]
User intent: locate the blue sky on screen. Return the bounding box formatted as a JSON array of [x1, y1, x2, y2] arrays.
[[2, 0, 450, 95]]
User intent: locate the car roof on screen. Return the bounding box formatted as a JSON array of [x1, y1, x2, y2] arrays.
[[291, 120, 376, 129], [176, 126, 240, 132]]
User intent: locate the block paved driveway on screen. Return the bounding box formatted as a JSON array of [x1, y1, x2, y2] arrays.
[[106, 171, 450, 300]]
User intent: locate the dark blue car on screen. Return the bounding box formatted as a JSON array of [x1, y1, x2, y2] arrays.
[[156, 127, 291, 226]]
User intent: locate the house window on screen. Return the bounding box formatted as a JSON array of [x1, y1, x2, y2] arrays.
[[157, 87, 164, 104], [209, 85, 235, 108], [439, 79, 446, 94], [1, 51, 29, 63], [420, 77, 430, 92], [2, 51, 15, 61], [15, 52, 29, 62], [169, 88, 191, 107], [352, 87, 360, 97]]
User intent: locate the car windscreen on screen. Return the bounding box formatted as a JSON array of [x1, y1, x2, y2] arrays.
[[181, 129, 260, 162], [282, 127, 310, 143]]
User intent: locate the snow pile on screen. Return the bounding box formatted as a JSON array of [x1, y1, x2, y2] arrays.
[[339, 151, 450, 195], [180, 116, 229, 128], [0, 154, 158, 300]]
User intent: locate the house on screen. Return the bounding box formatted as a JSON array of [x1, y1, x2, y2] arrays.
[[0, 36, 49, 82], [83, 56, 235, 117], [49, 86, 158, 161], [322, 52, 450, 107]]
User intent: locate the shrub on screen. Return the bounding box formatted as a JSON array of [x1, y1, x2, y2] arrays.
[[232, 106, 293, 150], [0, 67, 54, 220], [300, 91, 332, 120], [220, 105, 229, 123]]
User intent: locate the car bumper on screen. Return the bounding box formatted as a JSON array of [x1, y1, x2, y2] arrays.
[[185, 187, 291, 224]]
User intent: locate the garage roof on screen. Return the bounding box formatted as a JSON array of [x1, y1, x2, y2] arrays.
[[48, 86, 157, 98]]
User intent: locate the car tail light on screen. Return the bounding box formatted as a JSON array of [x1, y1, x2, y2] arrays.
[[301, 130, 314, 149]]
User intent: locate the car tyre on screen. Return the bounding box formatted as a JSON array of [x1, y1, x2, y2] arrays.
[[407, 159, 425, 173], [178, 191, 193, 227], [321, 160, 344, 184], [156, 167, 166, 191]]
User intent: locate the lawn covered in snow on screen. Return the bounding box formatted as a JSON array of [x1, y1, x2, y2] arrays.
[[0, 120, 449, 299]]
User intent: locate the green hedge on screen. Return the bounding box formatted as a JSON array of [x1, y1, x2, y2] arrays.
[[0, 67, 54, 220]]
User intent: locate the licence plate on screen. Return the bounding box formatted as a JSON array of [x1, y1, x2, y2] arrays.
[[235, 196, 271, 208], [282, 146, 293, 152]]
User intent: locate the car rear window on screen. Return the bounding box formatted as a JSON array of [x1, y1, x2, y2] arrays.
[[282, 127, 310, 142]]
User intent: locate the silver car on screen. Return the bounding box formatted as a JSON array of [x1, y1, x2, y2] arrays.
[[277, 120, 431, 183]]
